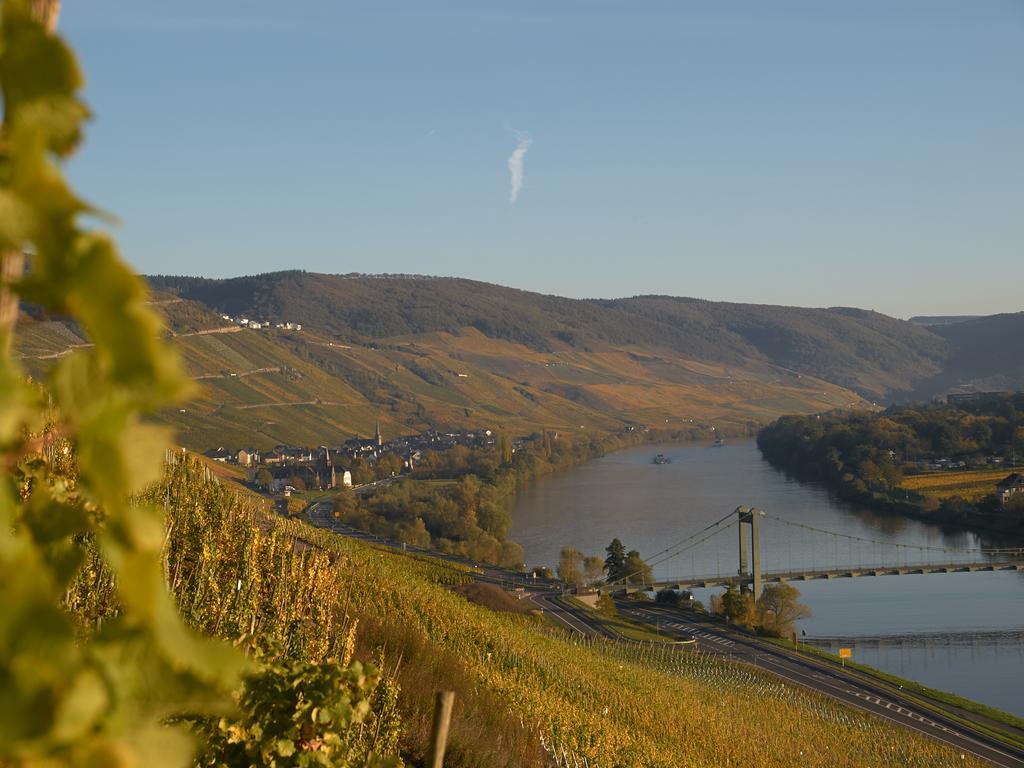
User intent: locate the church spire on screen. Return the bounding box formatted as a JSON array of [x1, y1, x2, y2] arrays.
[[375, 420, 382, 447]]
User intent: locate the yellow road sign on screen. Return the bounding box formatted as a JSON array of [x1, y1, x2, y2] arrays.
[[838, 648, 852, 658]]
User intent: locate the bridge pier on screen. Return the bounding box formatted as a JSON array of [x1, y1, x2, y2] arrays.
[[736, 506, 764, 601], [738, 514, 748, 583]]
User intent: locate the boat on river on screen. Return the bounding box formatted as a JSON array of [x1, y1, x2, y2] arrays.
[[712, 438, 725, 447], [652, 454, 671, 465]]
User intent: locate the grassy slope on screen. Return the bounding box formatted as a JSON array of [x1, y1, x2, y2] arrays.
[[17, 296, 870, 450], [148, 272, 951, 400]]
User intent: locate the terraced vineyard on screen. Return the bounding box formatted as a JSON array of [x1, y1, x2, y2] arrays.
[[16, 295, 868, 451], [129, 456, 986, 767]]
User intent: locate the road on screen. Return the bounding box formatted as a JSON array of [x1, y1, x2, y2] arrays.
[[303, 502, 1024, 767], [618, 602, 1024, 768]]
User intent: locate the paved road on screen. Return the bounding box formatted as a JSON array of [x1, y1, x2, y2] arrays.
[[304, 503, 1024, 767]]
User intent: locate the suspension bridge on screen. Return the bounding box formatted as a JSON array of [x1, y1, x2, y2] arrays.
[[606, 506, 1024, 598]]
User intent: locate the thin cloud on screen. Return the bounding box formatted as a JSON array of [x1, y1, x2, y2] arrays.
[[507, 131, 532, 204]]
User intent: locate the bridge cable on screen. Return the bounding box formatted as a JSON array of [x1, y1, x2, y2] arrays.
[[760, 512, 1023, 557], [644, 520, 739, 572], [608, 519, 738, 587], [640, 509, 739, 564], [605, 510, 739, 587]]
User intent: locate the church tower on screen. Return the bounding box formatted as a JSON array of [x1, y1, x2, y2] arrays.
[[375, 420, 383, 447]]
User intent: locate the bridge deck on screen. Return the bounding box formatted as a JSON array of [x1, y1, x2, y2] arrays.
[[635, 561, 1024, 592], [805, 628, 1024, 645]]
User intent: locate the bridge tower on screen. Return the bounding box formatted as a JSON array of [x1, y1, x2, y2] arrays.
[[736, 506, 764, 601]]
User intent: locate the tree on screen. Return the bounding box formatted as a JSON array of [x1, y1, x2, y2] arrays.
[[256, 467, 274, 490], [348, 457, 374, 485], [720, 585, 756, 627], [604, 538, 626, 581], [623, 550, 653, 585], [557, 546, 583, 587], [656, 588, 680, 606], [397, 516, 431, 548], [583, 555, 605, 585], [478, 500, 511, 539], [333, 489, 357, 518], [756, 583, 812, 637], [376, 451, 403, 478], [708, 593, 723, 616], [596, 592, 618, 617]]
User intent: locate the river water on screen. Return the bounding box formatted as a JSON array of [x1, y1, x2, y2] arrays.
[[509, 439, 1024, 717]]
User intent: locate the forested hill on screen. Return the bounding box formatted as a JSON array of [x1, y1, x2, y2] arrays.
[[900, 313, 1024, 401], [148, 271, 951, 399]]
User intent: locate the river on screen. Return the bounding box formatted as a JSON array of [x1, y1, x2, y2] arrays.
[[509, 439, 1024, 717]]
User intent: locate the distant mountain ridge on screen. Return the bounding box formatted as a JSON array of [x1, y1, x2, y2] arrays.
[[908, 315, 983, 327], [147, 271, 956, 400], [20, 271, 1020, 450], [901, 312, 1024, 401]]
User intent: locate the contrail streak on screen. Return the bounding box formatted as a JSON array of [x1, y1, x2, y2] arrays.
[[507, 131, 532, 204]]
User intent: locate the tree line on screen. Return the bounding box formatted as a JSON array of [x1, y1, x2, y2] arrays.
[[707, 584, 812, 639], [331, 429, 653, 568], [757, 393, 1024, 528]]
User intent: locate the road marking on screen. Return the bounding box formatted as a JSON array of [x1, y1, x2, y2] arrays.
[[758, 657, 960, 736], [847, 692, 960, 735]]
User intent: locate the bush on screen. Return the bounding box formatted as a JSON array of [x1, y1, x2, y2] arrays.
[[596, 593, 618, 617], [189, 640, 402, 767]]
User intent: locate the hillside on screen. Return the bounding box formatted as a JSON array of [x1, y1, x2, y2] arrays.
[[901, 313, 1024, 400], [909, 315, 983, 327], [19, 273, 1021, 450], [149, 272, 949, 400], [16, 286, 868, 451]]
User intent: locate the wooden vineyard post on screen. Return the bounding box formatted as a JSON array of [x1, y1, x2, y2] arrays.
[[427, 690, 455, 768]]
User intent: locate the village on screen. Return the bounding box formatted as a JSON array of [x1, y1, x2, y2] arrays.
[[202, 423, 533, 495], [219, 313, 303, 331]]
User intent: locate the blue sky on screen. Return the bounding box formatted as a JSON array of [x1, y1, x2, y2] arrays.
[[61, 1, 1023, 317]]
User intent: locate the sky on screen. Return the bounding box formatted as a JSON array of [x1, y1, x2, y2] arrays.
[[60, 1, 1023, 318]]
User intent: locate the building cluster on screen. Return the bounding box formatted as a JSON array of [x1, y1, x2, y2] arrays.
[[945, 391, 1008, 406], [203, 444, 342, 494], [220, 314, 303, 331], [996, 473, 1024, 509], [907, 454, 1013, 473], [203, 423, 507, 494]]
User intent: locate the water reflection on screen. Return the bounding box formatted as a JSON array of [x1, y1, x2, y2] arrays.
[[509, 439, 1018, 578]]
